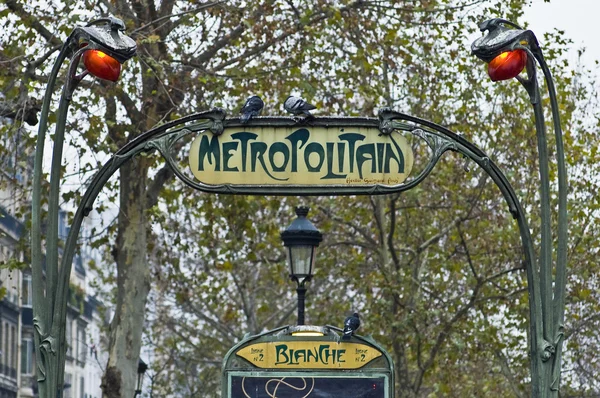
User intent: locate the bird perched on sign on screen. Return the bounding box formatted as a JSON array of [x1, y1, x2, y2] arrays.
[[284, 95, 316, 117], [342, 312, 360, 340], [240, 95, 264, 124]]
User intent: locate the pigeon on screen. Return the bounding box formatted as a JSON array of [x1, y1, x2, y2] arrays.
[[284, 95, 316, 117], [342, 312, 360, 340], [240, 95, 264, 124]]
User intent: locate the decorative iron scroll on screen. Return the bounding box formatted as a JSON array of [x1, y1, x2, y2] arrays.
[[142, 109, 487, 196]]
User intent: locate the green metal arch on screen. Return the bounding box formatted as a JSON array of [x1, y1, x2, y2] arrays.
[[55, 109, 541, 392]]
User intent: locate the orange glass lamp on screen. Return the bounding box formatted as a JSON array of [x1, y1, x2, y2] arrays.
[[83, 49, 122, 82], [487, 49, 527, 82]]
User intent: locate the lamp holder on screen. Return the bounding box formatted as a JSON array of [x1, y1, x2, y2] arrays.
[[137, 358, 148, 375], [290, 273, 312, 286], [281, 229, 323, 247], [471, 18, 538, 63], [280, 206, 323, 247], [70, 16, 136, 63]]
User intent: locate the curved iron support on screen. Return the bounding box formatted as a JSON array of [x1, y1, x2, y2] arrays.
[[31, 17, 135, 398], [518, 46, 555, 370], [31, 36, 79, 398], [40, 104, 541, 398], [32, 16, 565, 398], [472, 18, 568, 397], [531, 45, 568, 395], [378, 111, 544, 376], [30, 40, 69, 398]]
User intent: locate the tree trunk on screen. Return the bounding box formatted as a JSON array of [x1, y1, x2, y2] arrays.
[[102, 157, 150, 397]]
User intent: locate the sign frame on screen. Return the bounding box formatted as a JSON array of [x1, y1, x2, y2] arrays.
[[188, 121, 414, 188], [148, 111, 456, 196], [221, 325, 395, 398], [235, 340, 383, 370]]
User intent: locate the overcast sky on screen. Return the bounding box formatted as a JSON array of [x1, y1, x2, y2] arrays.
[[524, 0, 599, 68]]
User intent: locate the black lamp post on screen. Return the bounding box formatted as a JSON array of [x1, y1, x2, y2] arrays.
[[134, 358, 148, 397], [281, 206, 323, 325]]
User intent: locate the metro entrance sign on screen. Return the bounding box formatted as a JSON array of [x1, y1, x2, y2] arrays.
[[32, 16, 567, 397], [188, 125, 414, 187], [235, 340, 382, 369], [222, 326, 394, 398]]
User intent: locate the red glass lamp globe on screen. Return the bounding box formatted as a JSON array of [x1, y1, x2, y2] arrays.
[[83, 50, 121, 82], [487, 49, 527, 81]]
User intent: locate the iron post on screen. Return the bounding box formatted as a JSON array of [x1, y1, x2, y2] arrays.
[[472, 18, 568, 397], [30, 17, 135, 398], [297, 285, 307, 326]]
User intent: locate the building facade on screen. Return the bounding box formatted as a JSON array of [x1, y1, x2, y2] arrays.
[[0, 118, 26, 398], [1, 120, 107, 398], [1, 206, 108, 398]]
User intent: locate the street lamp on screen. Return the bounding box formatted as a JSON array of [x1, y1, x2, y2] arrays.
[[31, 16, 136, 398], [472, 18, 567, 397], [281, 206, 323, 325], [134, 358, 148, 397]]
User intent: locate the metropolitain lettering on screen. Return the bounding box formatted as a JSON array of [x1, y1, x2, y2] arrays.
[[196, 128, 406, 181]]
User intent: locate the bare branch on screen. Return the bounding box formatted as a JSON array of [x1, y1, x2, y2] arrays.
[[145, 165, 174, 209], [417, 215, 463, 253], [413, 283, 481, 393], [494, 349, 527, 398], [132, 1, 225, 36], [457, 224, 478, 281], [318, 205, 378, 248]]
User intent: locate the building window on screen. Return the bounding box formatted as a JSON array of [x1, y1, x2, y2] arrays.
[[66, 317, 72, 358], [21, 338, 33, 374], [78, 327, 87, 363], [80, 376, 85, 398], [64, 373, 73, 398], [11, 325, 17, 377], [0, 321, 3, 371], [3, 322, 8, 373], [22, 274, 32, 307]]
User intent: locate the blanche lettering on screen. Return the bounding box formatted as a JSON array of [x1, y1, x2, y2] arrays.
[[196, 129, 405, 181], [274, 344, 346, 366]]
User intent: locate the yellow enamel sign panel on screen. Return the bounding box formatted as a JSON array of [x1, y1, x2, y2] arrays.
[[189, 127, 413, 186], [235, 341, 383, 369]]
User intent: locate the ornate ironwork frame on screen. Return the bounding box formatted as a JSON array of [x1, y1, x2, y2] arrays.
[[30, 17, 566, 398]]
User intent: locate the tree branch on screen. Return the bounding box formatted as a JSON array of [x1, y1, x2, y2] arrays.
[[4, 0, 61, 46], [132, 1, 225, 36], [145, 165, 174, 209], [494, 349, 527, 398], [413, 282, 481, 394], [0, 99, 40, 126], [318, 205, 378, 248]]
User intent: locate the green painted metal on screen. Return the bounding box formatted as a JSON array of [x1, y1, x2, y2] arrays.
[[472, 19, 568, 396], [31, 16, 566, 398], [221, 325, 395, 397], [30, 17, 136, 398]]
